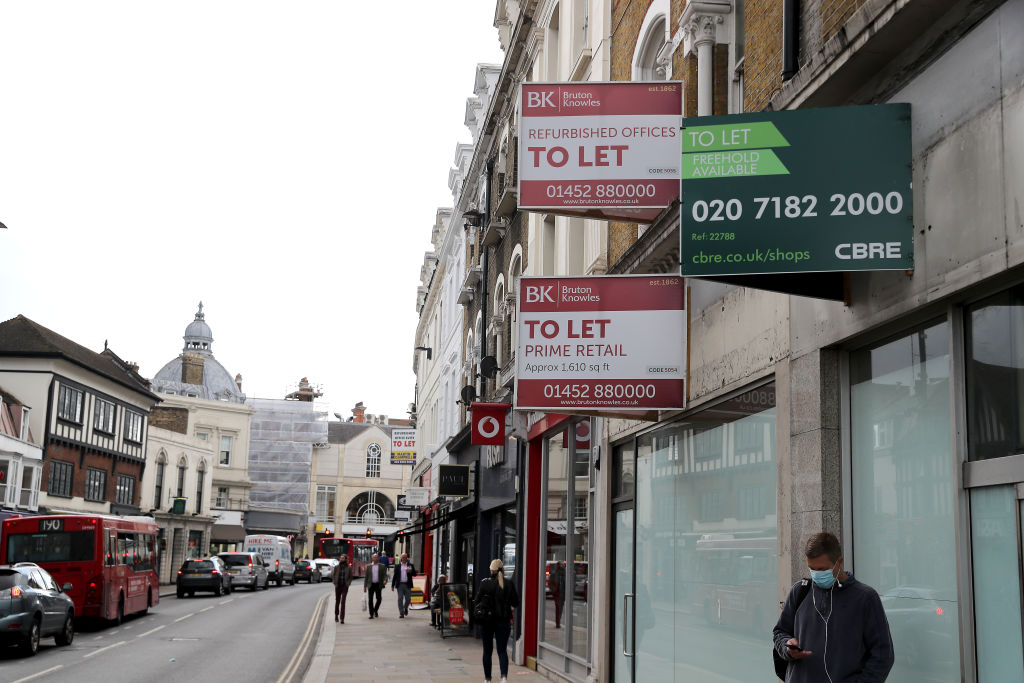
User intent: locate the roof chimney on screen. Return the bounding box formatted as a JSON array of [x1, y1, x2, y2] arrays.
[[181, 353, 205, 385], [235, 373, 243, 391], [352, 401, 366, 424]]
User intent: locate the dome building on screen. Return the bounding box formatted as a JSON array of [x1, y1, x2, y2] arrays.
[[152, 302, 245, 402]]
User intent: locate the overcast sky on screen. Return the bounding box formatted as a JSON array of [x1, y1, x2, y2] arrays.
[[0, 2, 504, 420]]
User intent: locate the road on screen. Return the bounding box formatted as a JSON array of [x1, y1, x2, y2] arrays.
[[0, 580, 331, 683]]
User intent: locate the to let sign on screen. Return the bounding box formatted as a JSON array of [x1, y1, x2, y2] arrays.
[[516, 275, 686, 411], [519, 82, 681, 213], [391, 428, 417, 465], [680, 104, 913, 276]]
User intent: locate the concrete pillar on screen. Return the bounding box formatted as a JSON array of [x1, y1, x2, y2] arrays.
[[697, 37, 714, 116]]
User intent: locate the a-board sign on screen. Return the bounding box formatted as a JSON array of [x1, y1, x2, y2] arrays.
[[680, 103, 913, 276], [516, 275, 686, 411]]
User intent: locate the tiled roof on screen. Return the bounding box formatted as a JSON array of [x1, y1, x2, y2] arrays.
[[0, 315, 159, 401], [327, 421, 397, 444]]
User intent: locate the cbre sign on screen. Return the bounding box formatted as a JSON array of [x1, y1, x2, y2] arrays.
[[679, 104, 913, 277]]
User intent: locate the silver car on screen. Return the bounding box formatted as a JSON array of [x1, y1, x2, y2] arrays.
[[312, 558, 338, 582], [218, 552, 270, 591], [0, 563, 75, 655]]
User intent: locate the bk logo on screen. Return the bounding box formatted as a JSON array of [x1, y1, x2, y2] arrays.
[[527, 90, 556, 108], [525, 285, 554, 303]]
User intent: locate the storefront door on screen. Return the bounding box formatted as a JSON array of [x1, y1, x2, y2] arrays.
[[611, 505, 634, 682]]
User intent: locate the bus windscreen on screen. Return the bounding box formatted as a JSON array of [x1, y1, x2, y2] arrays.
[[320, 539, 345, 559], [6, 531, 95, 563]]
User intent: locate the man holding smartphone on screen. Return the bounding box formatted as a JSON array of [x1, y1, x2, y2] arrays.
[[773, 532, 894, 682]]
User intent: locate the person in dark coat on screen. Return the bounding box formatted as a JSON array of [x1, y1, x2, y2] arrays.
[[362, 553, 388, 618], [477, 559, 519, 683], [331, 554, 354, 623], [774, 532, 894, 682]]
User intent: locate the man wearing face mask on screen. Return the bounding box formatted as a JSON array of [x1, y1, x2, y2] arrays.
[[773, 532, 894, 682]]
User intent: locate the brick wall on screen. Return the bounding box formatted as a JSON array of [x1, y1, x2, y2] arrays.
[[181, 354, 204, 385], [150, 406, 189, 434], [43, 442, 143, 506], [743, 0, 784, 112], [713, 44, 730, 114]]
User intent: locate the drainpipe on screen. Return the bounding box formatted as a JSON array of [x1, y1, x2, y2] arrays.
[[782, 0, 799, 81]]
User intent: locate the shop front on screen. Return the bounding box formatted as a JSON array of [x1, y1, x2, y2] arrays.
[[608, 383, 777, 681]]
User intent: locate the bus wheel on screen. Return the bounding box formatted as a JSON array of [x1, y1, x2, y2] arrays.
[[56, 612, 75, 646], [20, 616, 40, 655]]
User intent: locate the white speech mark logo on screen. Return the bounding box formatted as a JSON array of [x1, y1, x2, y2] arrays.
[[477, 416, 501, 440]]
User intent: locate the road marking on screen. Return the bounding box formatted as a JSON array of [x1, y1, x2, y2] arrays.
[[199, 606, 215, 613], [11, 665, 63, 683], [218, 598, 234, 605], [84, 640, 125, 658], [123, 624, 134, 630], [174, 613, 195, 623], [137, 625, 166, 638], [276, 594, 328, 683]]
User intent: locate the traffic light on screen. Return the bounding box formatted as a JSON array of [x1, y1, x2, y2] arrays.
[[398, 530, 405, 538], [365, 528, 372, 538]]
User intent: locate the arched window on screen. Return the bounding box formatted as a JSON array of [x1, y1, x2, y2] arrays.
[[154, 451, 167, 509], [176, 456, 187, 498], [346, 490, 396, 524], [365, 443, 382, 478], [508, 246, 523, 357], [632, 1, 671, 81]]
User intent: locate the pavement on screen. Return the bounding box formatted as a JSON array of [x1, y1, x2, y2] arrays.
[[302, 595, 545, 683]]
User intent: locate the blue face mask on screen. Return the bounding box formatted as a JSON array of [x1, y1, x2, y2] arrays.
[[810, 562, 838, 589]]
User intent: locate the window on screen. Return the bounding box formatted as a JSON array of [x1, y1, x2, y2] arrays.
[[195, 431, 209, 441], [48, 460, 73, 497], [124, 411, 143, 443], [176, 460, 186, 498], [85, 467, 106, 501], [219, 435, 232, 465], [196, 465, 205, 512], [19, 465, 39, 509], [574, 495, 587, 520], [366, 443, 382, 478], [216, 486, 228, 508], [116, 474, 135, 506], [0, 459, 10, 503], [93, 399, 116, 434], [316, 485, 336, 520], [57, 385, 82, 423], [154, 458, 165, 508]]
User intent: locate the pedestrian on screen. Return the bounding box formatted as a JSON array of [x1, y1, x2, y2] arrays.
[[773, 531, 894, 682], [549, 561, 565, 628], [363, 552, 388, 618], [477, 559, 518, 683], [331, 553, 353, 623], [391, 552, 417, 618], [430, 574, 448, 628]]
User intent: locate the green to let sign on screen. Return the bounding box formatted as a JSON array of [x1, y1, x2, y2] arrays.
[[679, 104, 913, 277]]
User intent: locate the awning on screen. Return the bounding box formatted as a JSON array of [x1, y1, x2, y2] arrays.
[[211, 523, 246, 542]]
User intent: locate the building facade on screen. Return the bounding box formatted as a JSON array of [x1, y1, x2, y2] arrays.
[[150, 303, 255, 550], [0, 315, 159, 517], [0, 387, 43, 514]]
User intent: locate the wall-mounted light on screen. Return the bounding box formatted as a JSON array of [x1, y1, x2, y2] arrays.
[[462, 209, 484, 227], [414, 346, 433, 361]]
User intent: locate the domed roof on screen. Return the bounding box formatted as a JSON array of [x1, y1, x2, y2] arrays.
[[183, 302, 214, 355], [151, 302, 245, 403]]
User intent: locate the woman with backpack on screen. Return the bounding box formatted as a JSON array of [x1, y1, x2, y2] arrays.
[[476, 558, 519, 683]]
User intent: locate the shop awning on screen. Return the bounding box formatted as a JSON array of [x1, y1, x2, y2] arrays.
[[211, 523, 246, 542]]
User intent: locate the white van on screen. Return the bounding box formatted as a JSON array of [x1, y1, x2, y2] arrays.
[[243, 535, 295, 586]]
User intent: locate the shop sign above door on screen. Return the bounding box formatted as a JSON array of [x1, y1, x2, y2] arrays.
[[679, 103, 913, 277]]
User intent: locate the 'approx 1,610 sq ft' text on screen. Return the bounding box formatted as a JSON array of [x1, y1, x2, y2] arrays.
[[688, 191, 905, 224]]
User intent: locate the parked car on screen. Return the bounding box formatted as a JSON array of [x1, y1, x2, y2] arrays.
[[312, 558, 338, 582], [0, 562, 75, 655], [218, 552, 270, 591], [294, 559, 319, 583], [244, 534, 296, 586], [176, 557, 232, 598]]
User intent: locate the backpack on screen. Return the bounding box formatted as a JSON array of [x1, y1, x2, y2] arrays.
[[473, 580, 497, 622], [773, 579, 811, 681]]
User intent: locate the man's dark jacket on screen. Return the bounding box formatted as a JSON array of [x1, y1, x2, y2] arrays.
[[773, 574, 894, 682], [391, 561, 417, 588]]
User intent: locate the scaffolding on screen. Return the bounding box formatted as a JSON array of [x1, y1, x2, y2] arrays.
[[246, 398, 328, 514]]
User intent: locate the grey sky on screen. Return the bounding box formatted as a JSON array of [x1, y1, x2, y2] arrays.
[[0, 2, 504, 419]]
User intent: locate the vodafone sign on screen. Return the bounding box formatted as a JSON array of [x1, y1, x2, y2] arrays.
[[516, 275, 686, 411], [471, 403, 511, 446]]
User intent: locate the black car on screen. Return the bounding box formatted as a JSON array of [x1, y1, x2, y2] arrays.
[[0, 563, 75, 656], [177, 557, 232, 597], [294, 559, 319, 583]]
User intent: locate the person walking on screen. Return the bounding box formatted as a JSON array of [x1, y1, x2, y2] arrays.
[[363, 553, 388, 618], [477, 559, 519, 683], [391, 552, 417, 618], [773, 532, 894, 682], [331, 553, 354, 623]]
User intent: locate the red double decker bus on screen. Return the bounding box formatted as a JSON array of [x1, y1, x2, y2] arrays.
[[1, 514, 160, 622], [317, 537, 378, 577]]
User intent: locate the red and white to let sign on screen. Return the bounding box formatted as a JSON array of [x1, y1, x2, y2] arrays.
[[515, 275, 686, 411], [518, 82, 681, 210]]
